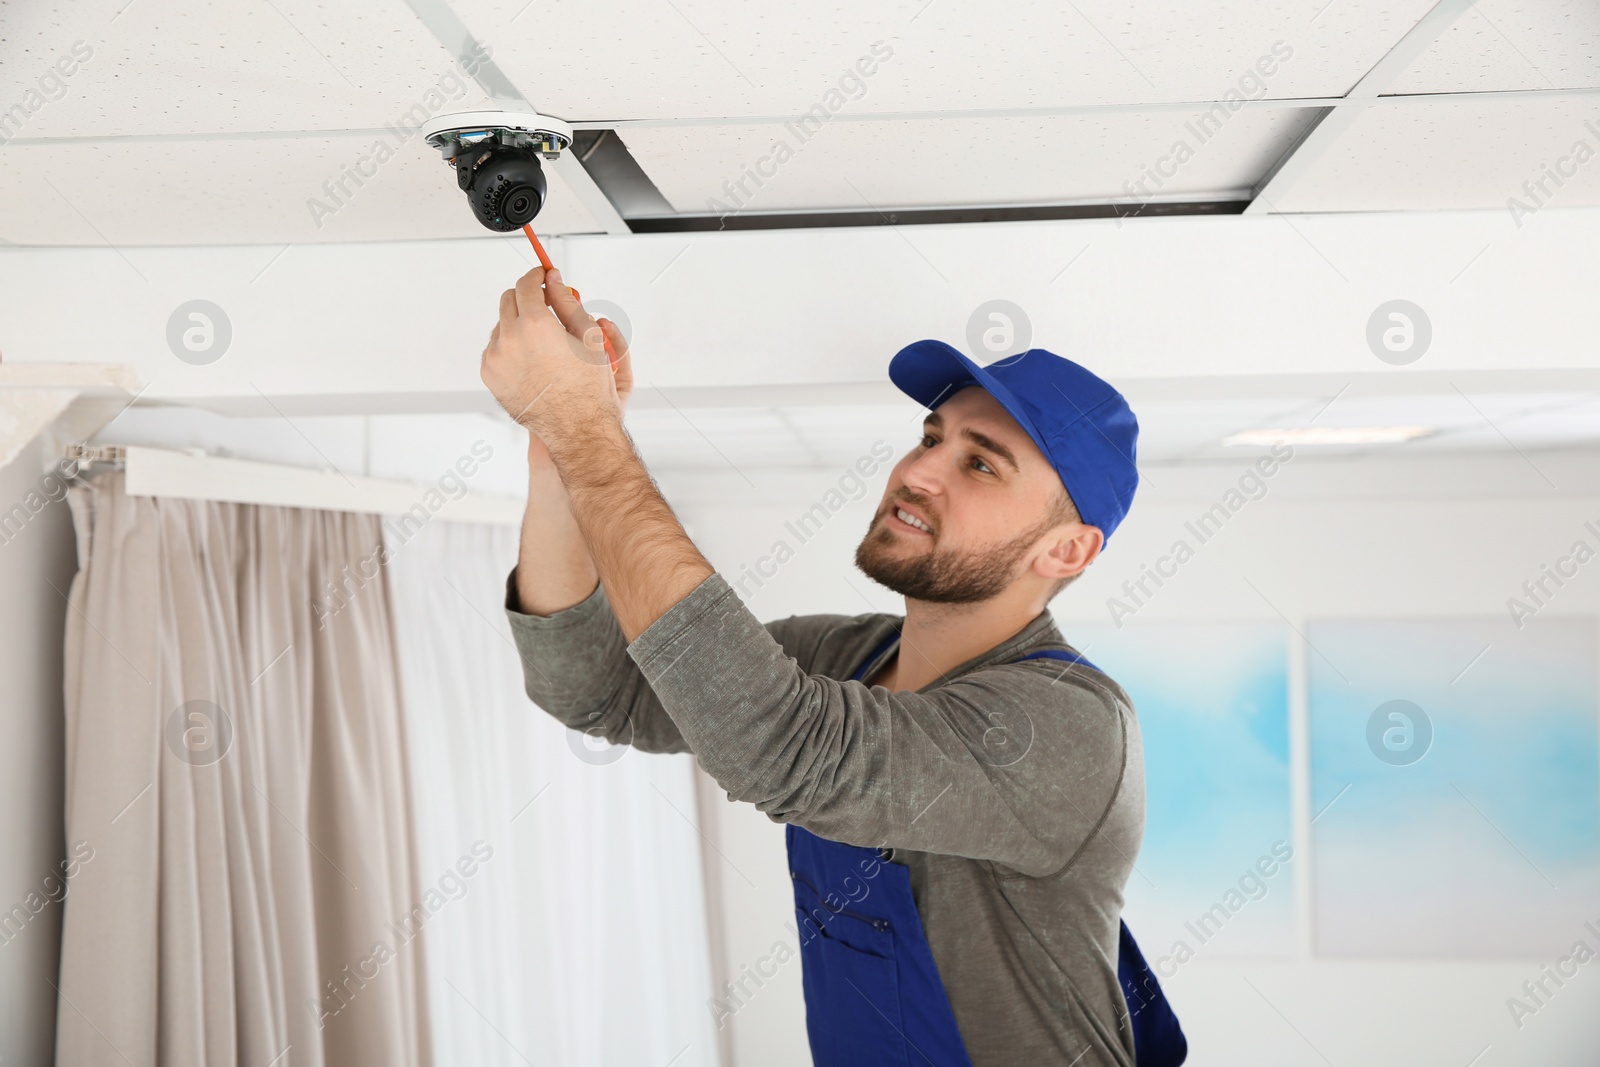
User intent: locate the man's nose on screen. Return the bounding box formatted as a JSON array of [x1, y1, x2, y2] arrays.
[[898, 447, 948, 498]]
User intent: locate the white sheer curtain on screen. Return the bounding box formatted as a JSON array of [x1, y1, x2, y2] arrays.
[[383, 518, 721, 1067]]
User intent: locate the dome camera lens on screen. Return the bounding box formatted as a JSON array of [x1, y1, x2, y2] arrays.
[[460, 145, 548, 232]]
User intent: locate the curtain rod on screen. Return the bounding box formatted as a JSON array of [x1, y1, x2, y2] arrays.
[[64, 443, 523, 526]]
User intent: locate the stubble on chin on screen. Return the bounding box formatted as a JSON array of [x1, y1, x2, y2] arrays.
[[854, 513, 1029, 605]]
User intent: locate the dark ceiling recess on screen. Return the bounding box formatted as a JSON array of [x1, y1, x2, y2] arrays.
[[573, 128, 1250, 233], [630, 200, 1248, 232], [569, 129, 677, 218]]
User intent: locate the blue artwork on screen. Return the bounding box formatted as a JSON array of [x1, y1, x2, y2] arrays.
[[1307, 617, 1600, 957], [1065, 621, 1295, 973]]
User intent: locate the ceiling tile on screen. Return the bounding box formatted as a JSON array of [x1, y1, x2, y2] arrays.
[[0, 133, 604, 245], [1388, 0, 1600, 95], [1273, 96, 1600, 213], [455, 0, 1437, 118], [0, 0, 495, 138]]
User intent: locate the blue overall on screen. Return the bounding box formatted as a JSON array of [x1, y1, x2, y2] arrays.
[[787, 635, 1187, 1067]]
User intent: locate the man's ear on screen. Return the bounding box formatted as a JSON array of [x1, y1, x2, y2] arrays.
[[1034, 524, 1103, 581]]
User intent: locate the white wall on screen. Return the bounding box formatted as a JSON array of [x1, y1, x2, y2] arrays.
[[669, 449, 1600, 1067], [0, 436, 77, 1066], [5, 208, 1600, 416]]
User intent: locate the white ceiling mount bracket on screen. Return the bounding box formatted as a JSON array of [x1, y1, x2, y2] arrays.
[[1245, 0, 1477, 215], [421, 110, 575, 162]]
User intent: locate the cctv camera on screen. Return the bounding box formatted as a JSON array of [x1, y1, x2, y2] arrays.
[[458, 144, 546, 231], [421, 111, 574, 232]]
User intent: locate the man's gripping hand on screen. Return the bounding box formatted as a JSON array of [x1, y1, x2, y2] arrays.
[[481, 265, 633, 461]]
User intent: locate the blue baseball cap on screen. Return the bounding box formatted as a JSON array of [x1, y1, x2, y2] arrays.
[[888, 340, 1140, 541]]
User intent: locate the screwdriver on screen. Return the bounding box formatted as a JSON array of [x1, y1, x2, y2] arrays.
[[522, 224, 617, 371]]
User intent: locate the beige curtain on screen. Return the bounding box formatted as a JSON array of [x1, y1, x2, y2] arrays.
[[56, 470, 430, 1067]]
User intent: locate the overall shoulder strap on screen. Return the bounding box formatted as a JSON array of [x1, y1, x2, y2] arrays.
[[851, 633, 901, 683]]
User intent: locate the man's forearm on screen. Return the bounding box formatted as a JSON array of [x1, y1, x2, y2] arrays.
[[514, 439, 602, 616], [552, 417, 713, 642]]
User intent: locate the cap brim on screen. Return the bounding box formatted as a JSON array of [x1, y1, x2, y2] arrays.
[[888, 339, 1056, 484]]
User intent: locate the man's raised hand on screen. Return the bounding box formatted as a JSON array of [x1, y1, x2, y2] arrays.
[[481, 265, 632, 455]]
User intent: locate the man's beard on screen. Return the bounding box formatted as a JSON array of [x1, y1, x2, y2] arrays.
[[854, 501, 1052, 604]]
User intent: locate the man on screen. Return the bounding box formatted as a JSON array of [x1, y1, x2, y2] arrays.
[[483, 266, 1172, 1066]]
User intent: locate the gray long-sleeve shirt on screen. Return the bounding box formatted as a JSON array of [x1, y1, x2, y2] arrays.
[[504, 568, 1144, 1067]]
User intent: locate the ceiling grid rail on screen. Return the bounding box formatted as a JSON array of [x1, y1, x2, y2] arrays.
[[1244, 0, 1479, 214]]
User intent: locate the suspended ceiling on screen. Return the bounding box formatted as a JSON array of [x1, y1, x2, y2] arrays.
[[1, 0, 1597, 246]]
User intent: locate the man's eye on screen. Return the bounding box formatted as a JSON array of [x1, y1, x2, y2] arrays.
[[919, 434, 938, 449], [972, 457, 994, 474]]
